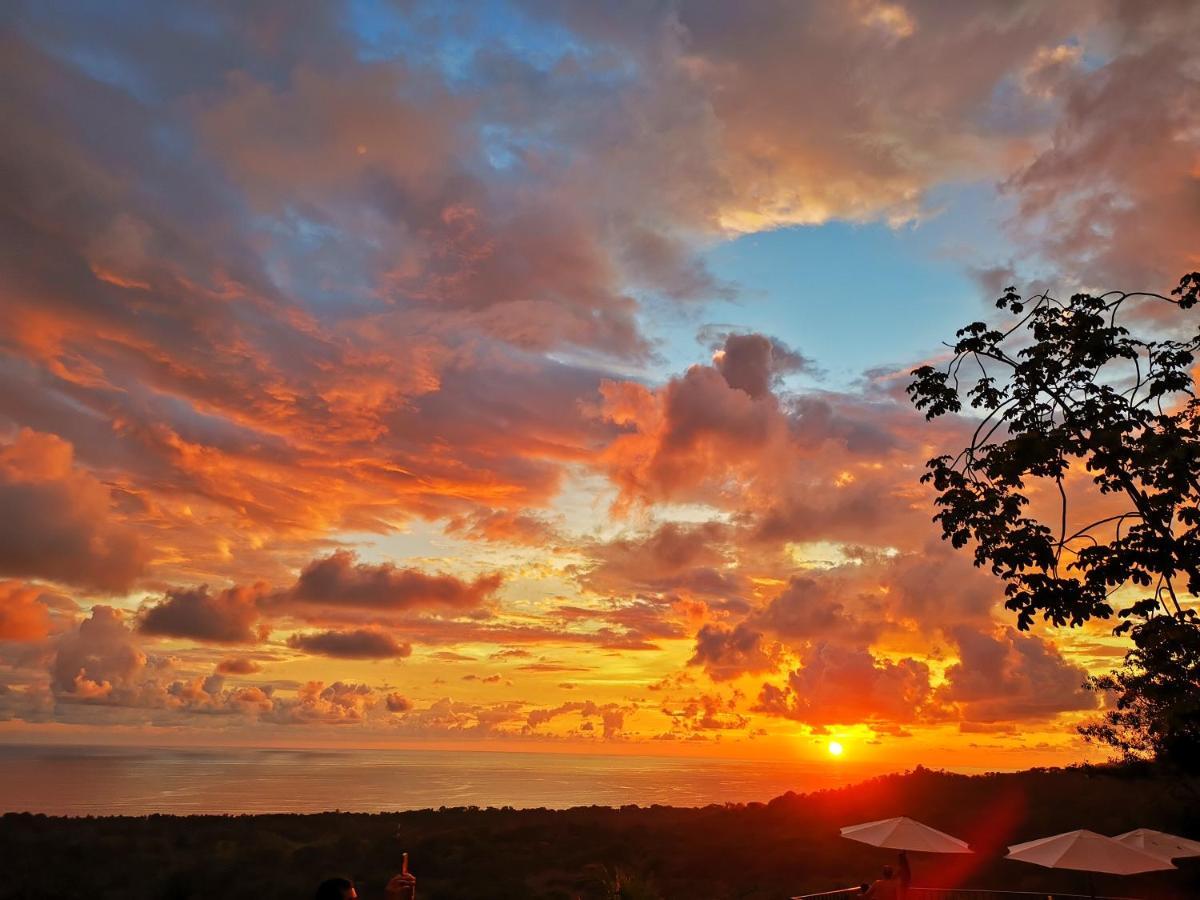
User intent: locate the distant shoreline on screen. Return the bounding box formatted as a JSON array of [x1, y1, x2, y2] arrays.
[[0, 741, 1033, 818], [0, 737, 1025, 771]]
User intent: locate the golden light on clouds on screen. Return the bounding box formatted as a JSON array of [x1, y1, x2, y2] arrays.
[[0, 0, 1194, 773]]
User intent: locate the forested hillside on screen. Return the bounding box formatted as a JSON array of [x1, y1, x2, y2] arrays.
[[2, 765, 1197, 899]]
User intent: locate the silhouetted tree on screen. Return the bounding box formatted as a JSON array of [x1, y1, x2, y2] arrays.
[[908, 272, 1200, 770], [1078, 613, 1200, 770]]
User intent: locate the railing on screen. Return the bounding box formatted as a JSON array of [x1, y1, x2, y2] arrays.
[[792, 888, 1138, 900], [790, 889, 863, 900]]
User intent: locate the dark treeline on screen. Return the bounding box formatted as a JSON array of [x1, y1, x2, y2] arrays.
[[2, 765, 1197, 899]]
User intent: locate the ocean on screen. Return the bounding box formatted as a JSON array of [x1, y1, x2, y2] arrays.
[[0, 744, 863, 816]]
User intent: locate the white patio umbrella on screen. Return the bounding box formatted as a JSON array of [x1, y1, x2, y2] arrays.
[[1007, 830, 1177, 874], [1007, 829, 1175, 899], [1114, 828, 1200, 860], [841, 816, 972, 853]]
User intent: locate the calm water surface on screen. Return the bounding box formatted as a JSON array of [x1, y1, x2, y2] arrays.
[[0, 744, 866, 816]]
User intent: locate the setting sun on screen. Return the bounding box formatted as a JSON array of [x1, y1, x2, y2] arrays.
[[828, 741, 844, 757]]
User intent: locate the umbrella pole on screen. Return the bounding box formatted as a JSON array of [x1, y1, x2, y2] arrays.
[[1087, 870, 1096, 900]]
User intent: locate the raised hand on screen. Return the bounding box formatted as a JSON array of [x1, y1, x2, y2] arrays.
[[384, 872, 416, 900]]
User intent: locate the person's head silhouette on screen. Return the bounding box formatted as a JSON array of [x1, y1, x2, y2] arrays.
[[315, 876, 356, 900]]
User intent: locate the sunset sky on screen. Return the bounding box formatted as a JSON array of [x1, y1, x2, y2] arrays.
[[2, 0, 1198, 772]]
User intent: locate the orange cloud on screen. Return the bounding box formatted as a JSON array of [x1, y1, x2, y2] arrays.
[[267, 681, 378, 725], [754, 643, 938, 727], [215, 656, 262, 676], [0, 581, 58, 641], [689, 623, 779, 682], [0, 430, 147, 592], [526, 700, 630, 740], [3, 0, 1193, 755]]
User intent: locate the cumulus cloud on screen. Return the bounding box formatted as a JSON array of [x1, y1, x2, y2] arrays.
[[15, 606, 490, 735], [754, 643, 937, 727], [529, 0, 1086, 231], [595, 334, 932, 552], [597, 359, 788, 509], [276, 551, 502, 613], [215, 656, 262, 675], [749, 624, 1097, 730], [266, 681, 379, 725], [939, 626, 1095, 723], [754, 576, 883, 645], [0, 581, 68, 642], [661, 692, 749, 733], [712, 333, 813, 399], [385, 692, 412, 713], [51, 606, 157, 704], [526, 700, 630, 740], [139, 584, 267, 644], [130, 548, 511, 656], [45, 607, 264, 718], [688, 623, 778, 682], [0, 430, 147, 592], [1, 0, 1190, 747], [675, 539, 1013, 694], [286, 628, 412, 660], [1005, 3, 1200, 288], [580, 520, 742, 599], [47, 608, 335, 721], [393, 696, 525, 737]]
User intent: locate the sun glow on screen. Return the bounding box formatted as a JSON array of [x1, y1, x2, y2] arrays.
[[828, 741, 844, 757]]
